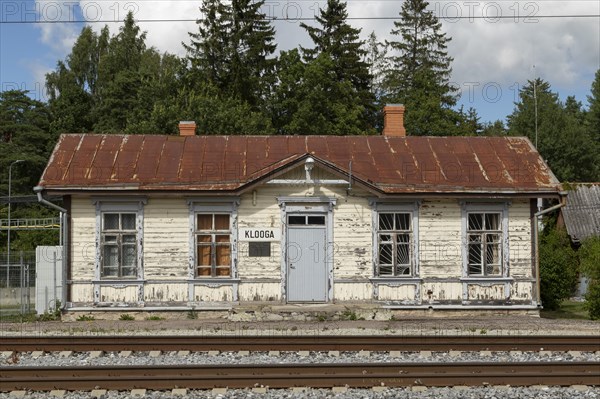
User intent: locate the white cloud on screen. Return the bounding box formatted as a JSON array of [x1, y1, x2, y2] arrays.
[[32, 0, 600, 118]]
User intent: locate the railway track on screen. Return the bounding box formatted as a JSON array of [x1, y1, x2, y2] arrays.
[[2, 335, 599, 352], [2, 362, 599, 390]]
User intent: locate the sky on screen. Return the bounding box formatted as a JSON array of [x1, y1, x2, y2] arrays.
[[0, 0, 599, 124]]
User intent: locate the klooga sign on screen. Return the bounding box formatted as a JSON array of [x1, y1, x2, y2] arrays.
[[239, 228, 281, 242]]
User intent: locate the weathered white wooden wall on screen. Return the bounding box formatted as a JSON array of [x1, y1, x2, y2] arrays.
[[67, 170, 535, 308]]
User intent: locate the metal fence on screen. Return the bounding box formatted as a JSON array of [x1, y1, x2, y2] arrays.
[[0, 251, 35, 315]]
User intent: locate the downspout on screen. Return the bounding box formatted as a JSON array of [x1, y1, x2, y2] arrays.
[[533, 197, 566, 307], [34, 186, 68, 310]]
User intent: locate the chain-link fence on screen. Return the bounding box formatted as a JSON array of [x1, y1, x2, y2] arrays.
[[0, 251, 35, 315]]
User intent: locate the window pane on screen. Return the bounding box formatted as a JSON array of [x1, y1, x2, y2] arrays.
[[468, 213, 483, 230], [103, 245, 118, 267], [214, 214, 229, 230], [122, 244, 137, 266], [288, 215, 305, 225], [396, 266, 410, 275], [307, 216, 325, 225], [216, 267, 231, 277], [197, 245, 212, 266], [121, 214, 136, 230], [102, 267, 118, 278], [379, 234, 392, 242], [468, 242, 482, 270], [468, 263, 482, 275], [397, 244, 410, 265], [197, 214, 212, 230], [216, 234, 230, 243], [121, 267, 136, 277], [197, 234, 211, 243], [379, 244, 393, 265], [379, 265, 393, 276], [485, 213, 500, 230], [197, 266, 211, 276], [486, 242, 501, 266], [216, 245, 231, 266], [103, 214, 119, 230], [486, 263, 501, 275], [395, 213, 411, 231], [123, 234, 136, 244], [379, 214, 394, 231], [103, 235, 118, 244]]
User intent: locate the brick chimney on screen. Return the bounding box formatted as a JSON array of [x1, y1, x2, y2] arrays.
[[179, 121, 196, 136], [382, 104, 406, 137]]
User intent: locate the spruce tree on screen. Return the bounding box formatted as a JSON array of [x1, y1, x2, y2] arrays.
[[385, 0, 458, 135], [298, 0, 375, 132], [185, 0, 276, 108]]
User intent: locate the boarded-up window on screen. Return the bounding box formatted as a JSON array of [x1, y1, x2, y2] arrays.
[[376, 212, 413, 277], [196, 214, 231, 277], [467, 212, 502, 276], [101, 213, 137, 278]]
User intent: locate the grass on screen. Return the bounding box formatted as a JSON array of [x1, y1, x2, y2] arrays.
[[540, 300, 590, 320]]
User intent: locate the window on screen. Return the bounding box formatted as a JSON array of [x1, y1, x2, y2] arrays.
[[467, 212, 502, 276], [376, 212, 413, 276], [195, 214, 231, 277], [101, 213, 137, 278], [288, 215, 326, 225]]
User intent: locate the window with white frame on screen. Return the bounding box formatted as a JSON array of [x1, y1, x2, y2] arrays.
[[466, 211, 503, 276], [195, 213, 232, 277], [376, 212, 414, 276], [101, 213, 138, 278]]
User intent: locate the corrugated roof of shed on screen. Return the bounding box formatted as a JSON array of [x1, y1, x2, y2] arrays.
[[562, 183, 600, 242], [38, 134, 561, 195]]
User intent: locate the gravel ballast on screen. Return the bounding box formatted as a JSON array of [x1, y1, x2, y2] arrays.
[[3, 350, 600, 367], [1, 386, 599, 399]]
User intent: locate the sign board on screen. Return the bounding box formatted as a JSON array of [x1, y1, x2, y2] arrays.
[[239, 228, 281, 242]]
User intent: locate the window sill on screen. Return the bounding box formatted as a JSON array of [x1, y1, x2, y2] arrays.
[[190, 278, 241, 284], [370, 277, 422, 284], [461, 277, 514, 283], [94, 279, 143, 285]]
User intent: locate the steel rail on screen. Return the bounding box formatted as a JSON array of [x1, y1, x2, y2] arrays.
[[1, 335, 599, 352], [1, 362, 599, 390]]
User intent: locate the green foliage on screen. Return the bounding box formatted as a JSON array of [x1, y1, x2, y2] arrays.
[[0, 90, 59, 251], [273, 51, 371, 135], [146, 315, 164, 321], [481, 120, 507, 136], [76, 314, 96, 321], [539, 227, 579, 310], [187, 308, 198, 319], [299, 0, 375, 131], [340, 309, 358, 320], [37, 300, 62, 321], [184, 0, 276, 109], [507, 79, 600, 182], [384, 0, 459, 135], [587, 69, 600, 145], [119, 313, 135, 321], [579, 236, 600, 319]]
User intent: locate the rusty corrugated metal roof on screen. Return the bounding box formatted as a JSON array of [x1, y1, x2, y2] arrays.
[[38, 134, 561, 195], [563, 183, 600, 242]]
